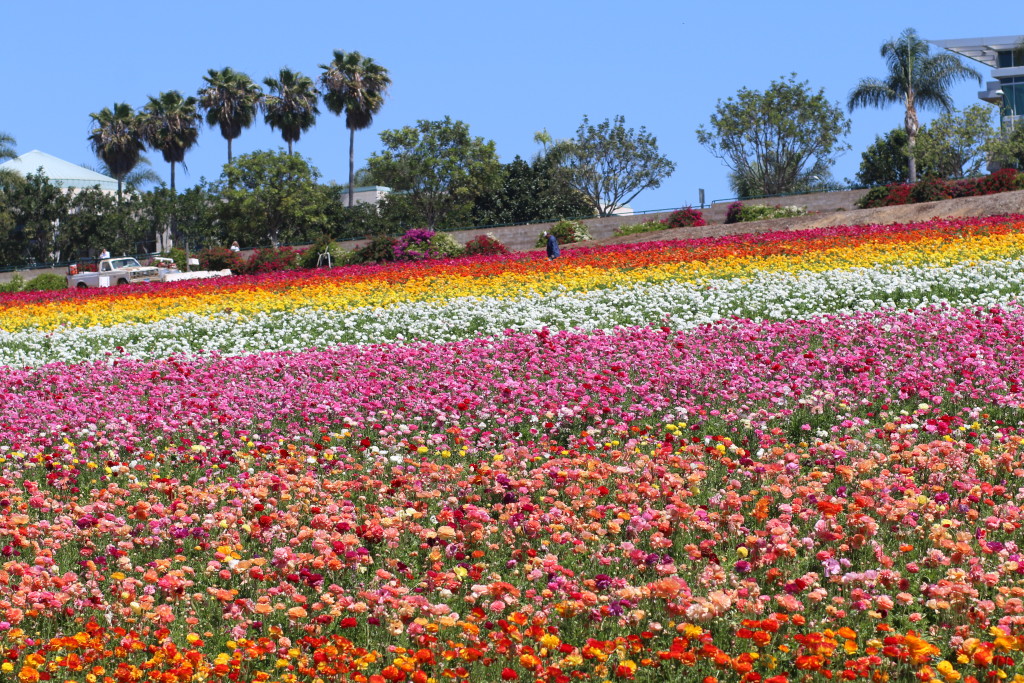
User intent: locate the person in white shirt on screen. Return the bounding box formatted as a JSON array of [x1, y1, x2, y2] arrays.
[[99, 248, 110, 259]]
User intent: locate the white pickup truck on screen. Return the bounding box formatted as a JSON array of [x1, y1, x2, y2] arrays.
[[66, 257, 160, 288], [67, 257, 233, 288]]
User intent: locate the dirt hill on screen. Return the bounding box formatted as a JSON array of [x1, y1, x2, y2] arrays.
[[572, 189, 1024, 249]]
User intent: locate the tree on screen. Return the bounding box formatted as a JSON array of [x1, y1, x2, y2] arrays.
[[0, 132, 15, 161], [88, 102, 146, 199], [697, 75, 850, 197], [319, 50, 391, 208], [197, 67, 262, 163], [916, 104, 997, 178], [472, 154, 594, 225], [367, 117, 502, 228], [262, 68, 319, 155], [213, 150, 331, 247], [555, 115, 674, 216], [848, 28, 981, 184], [140, 91, 202, 251], [0, 170, 70, 264], [854, 128, 916, 186], [141, 91, 201, 193]]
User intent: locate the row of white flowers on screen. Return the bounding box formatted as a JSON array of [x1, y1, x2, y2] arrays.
[[1, 257, 1021, 367]]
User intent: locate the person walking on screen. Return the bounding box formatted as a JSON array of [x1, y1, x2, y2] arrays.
[[545, 231, 560, 260]]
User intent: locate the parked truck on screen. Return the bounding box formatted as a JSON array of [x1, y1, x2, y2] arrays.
[[66, 257, 160, 288], [67, 256, 233, 288]]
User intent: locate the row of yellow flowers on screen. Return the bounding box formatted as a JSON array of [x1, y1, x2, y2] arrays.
[[2, 216, 1024, 333]]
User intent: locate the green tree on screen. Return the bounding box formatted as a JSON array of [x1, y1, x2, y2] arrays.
[[555, 115, 674, 216], [0, 132, 15, 161], [367, 117, 502, 229], [848, 28, 981, 183], [141, 91, 202, 251], [262, 68, 319, 155], [88, 102, 146, 199], [854, 128, 916, 186], [141, 91, 202, 193], [0, 170, 70, 264], [915, 104, 997, 178], [697, 75, 850, 197], [197, 67, 262, 163], [472, 154, 594, 225], [213, 150, 330, 247], [319, 50, 392, 208]]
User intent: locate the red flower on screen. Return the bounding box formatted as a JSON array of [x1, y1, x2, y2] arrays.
[[501, 668, 519, 680]]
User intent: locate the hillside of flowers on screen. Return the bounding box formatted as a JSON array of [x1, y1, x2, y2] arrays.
[[0, 216, 1023, 682]]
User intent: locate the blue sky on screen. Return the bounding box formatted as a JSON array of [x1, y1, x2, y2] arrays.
[[1, 0, 1008, 214]]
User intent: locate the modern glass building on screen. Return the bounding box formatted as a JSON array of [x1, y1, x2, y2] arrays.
[[931, 36, 1024, 128]]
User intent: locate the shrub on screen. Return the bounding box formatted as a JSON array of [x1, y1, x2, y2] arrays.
[[165, 247, 188, 272], [736, 204, 809, 222], [910, 177, 952, 203], [352, 235, 398, 264], [614, 220, 668, 237], [535, 219, 591, 248], [0, 275, 25, 293], [392, 228, 436, 262], [977, 167, 1017, 194], [297, 234, 348, 269], [198, 246, 247, 273], [664, 207, 706, 228], [725, 202, 744, 224], [463, 234, 509, 256], [22, 273, 68, 291], [244, 246, 301, 275]]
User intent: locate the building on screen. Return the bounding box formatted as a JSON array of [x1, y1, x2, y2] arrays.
[[0, 149, 118, 193], [931, 36, 1024, 128], [336, 185, 392, 206]]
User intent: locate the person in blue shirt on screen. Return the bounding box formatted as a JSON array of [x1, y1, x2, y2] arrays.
[[545, 231, 560, 260]]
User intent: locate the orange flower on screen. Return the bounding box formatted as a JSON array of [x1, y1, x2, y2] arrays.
[[287, 606, 308, 620]]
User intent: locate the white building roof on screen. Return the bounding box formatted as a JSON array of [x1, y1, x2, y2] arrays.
[[930, 36, 1024, 67], [0, 150, 118, 192]]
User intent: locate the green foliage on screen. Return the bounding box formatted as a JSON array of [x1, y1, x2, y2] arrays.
[[855, 128, 914, 186], [262, 68, 320, 155], [88, 102, 145, 196], [697, 74, 850, 196], [916, 105, 997, 179], [556, 115, 675, 217], [214, 150, 330, 247], [909, 177, 953, 203], [471, 154, 594, 226], [297, 234, 348, 269], [165, 247, 188, 272], [351, 234, 397, 264], [536, 219, 591, 248], [197, 67, 262, 162], [0, 169, 70, 265], [736, 204, 809, 222], [21, 273, 67, 291], [423, 232, 464, 259], [984, 122, 1024, 171], [0, 274, 24, 293], [0, 132, 16, 161], [368, 117, 504, 228], [140, 91, 202, 191], [613, 220, 668, 237]]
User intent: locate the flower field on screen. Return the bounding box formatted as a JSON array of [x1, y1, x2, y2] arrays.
[[1, 216, 1023, 682]]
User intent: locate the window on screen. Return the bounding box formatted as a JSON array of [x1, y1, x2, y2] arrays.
[[1000, 77, 1024, 117], [997, 50, 1024, 68]]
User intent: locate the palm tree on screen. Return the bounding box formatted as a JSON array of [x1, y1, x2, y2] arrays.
[[849, 28, 981, 183], [0, 132, 15, 161], [319, 50, 391, 207], [140, 91, 201, 252], [87, 103, 146, 199], [140, 91, 201, 192], [262, 68, 319, 155], [197, 67, 262, 163], [90, 155, 163, 192]]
